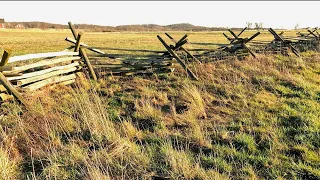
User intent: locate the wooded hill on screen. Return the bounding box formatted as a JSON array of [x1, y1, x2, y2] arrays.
[[4, 21, 237, 32]]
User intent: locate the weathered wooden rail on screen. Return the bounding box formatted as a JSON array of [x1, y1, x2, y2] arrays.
[[187, 28, 260, 61], [0, 33, 97, 105], [189, 27, 319, 60], [1, 22, 319, 106], [65, 22, 200, 80], [64, 23, 319, 82]]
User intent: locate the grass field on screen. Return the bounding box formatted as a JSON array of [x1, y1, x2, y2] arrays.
[[0, 29, 302, 55], [0, 29, 320, 179]]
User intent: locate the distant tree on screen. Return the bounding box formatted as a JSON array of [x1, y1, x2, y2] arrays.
[[254, 23, 260, 30], [295, 23, 300, 30], [254, 22, 263, 30], [246, 22, 252, 30], [259, 22, 263, 30]]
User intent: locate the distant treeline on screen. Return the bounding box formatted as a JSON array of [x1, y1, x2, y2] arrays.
[[3, 21, 247, 32]]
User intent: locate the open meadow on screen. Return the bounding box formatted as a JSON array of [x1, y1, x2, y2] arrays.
[[0, 28, 299, 55], [0, 29, 320, 179]]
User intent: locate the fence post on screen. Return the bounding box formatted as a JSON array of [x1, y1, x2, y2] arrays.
[[74, 32, 83, 52], [157, 35, 198, 81], [0, 50, 11, 66], [0, 72, 26, 105], [0, 50, 27, 105], [68, 21, 78, 39], [165, 33, 201, 63], [80, 48, 97, 81]]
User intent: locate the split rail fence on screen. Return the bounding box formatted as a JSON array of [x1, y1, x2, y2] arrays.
[[64, 22, 200, 80], [190, 27, 319, 61], [0, 22, 319, 106], [0, 32, 97, 105]]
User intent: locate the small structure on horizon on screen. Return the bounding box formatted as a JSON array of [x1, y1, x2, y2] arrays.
[[0, 18, 5, 28], [15, 24, 25, 29]]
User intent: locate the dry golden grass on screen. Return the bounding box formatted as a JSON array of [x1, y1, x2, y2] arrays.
[[0, 28, 305, 56], [0, 29, 319, 179]]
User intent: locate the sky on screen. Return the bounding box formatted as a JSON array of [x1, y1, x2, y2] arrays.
[[0, 1, 319, 29]]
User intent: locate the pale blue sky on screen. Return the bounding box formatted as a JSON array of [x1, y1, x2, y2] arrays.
[[0, 1, 319, 29]]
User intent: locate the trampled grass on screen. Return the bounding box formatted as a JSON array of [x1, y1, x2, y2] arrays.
[[0, 29, 319, 179]]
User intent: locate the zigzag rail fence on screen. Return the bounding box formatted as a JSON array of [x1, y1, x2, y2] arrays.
[[0, 22, 319, 107], [64, 22, 200, 80], [0, 32, 97, 106], [189, 27, 319, 60]]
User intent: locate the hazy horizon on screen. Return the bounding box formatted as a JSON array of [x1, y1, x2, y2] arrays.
[[0, 1, 319, 29]]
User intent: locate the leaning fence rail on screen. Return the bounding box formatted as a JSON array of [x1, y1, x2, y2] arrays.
[[0, 32, 97, 105]]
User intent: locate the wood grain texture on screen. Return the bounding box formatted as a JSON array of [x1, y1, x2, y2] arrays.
[[0, 72, 26, 105], [7, 62, 81, 81], [11, 56, 81, 72], [16, 66, 81, 86], [23, 74, 77, 91], [8, 51, 80, 64]]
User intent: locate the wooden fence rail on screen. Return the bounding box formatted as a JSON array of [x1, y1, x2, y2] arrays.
[[2, 22, 319, 107], [188, 27, 319, 61], [0, 40, 97, 105], [64, 21, 201, 80]]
